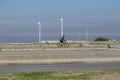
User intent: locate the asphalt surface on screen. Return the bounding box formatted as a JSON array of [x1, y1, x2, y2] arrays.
[[0, 62, 120, 73], [0, 50, 120, 73], [0, 50, 120, 56]]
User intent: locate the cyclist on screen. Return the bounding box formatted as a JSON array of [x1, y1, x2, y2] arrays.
[[57, 35, 69, 48], [60, 35, 66, 43]]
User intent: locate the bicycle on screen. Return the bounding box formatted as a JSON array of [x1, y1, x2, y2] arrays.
[[57, 40, 69, 48]]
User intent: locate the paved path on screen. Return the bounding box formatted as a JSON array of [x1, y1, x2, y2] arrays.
[[0, 50, 120, 56], [0, 62, 120, 73], [0, 50, 120, 73], [0, 58, 120, 65]]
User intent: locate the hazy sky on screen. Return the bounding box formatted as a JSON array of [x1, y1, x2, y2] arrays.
[[0, 0, 120, 37]]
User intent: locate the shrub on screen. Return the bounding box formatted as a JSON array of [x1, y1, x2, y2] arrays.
[[95, 37, 110, 41]]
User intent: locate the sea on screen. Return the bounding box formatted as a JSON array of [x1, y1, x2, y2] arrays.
[[0, 35, 119, 42]]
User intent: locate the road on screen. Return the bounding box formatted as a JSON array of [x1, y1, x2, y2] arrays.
[[0, 50, 120, 56], [0, 50, 120, 73], [0, 62, 120, 73]]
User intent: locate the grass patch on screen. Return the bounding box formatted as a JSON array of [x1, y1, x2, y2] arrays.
[[0, 70, 120, 80]]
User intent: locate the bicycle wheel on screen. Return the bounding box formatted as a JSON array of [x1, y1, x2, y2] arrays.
[[57, 43, 62, 48], [64, 43, 69, 48]]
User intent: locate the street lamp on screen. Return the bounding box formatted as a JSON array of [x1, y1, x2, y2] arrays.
[[38, 21, 41, 43], [86, 28, 88, 41], [60, 17, 64, 37]]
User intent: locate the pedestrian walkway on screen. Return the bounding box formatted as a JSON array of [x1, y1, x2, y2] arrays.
[[0, 58, 120, 65]]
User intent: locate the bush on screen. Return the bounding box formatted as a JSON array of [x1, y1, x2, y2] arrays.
[[95, 37, 110, 41]]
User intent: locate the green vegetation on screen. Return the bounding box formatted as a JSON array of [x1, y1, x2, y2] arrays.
[[95, 37, 110, 41], [0, 70, 120, 80]]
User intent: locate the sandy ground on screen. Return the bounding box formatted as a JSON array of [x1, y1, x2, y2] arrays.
[[0, 58, 120, 65]]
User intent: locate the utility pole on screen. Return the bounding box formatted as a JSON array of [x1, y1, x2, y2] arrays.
[[86, 28, 88, 41]]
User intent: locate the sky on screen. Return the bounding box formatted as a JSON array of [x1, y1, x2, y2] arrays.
[[0, 0, 120, 39]]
